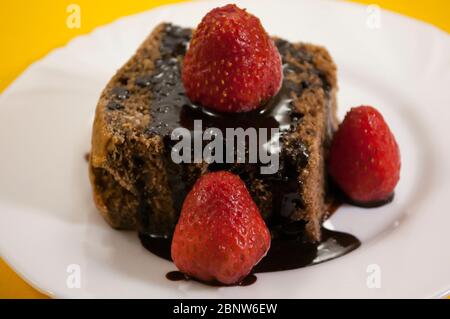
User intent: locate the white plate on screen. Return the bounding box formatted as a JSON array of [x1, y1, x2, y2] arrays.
[[0, 0, 449, 298]]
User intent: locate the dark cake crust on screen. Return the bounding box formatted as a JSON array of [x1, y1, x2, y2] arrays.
[[89, 23, 338, 241]]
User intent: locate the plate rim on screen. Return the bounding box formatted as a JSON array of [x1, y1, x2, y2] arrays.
[[0, 0, 449, 299]]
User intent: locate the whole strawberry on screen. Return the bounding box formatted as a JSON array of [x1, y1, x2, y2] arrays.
[[328, 106, 401, 205], [182, 4, 282, 113], [171, 171, 270, 285]]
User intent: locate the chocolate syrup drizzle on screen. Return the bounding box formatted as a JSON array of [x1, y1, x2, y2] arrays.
[[140, 210, 360, 286], [133, 24, 362, 286]]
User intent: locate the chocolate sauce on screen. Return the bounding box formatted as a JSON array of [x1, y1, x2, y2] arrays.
[[253, 228, 360, 273], [239, 274, 258, 286], [350, 193, 395, 208], [143, 24, 307, 146], [138, 24, 314, 222], [139, 233, 172, 260], [140, 223, 360, 286], [165, 271, 258, 287], [166, 270, 187, 281], [329, 179, 395, 208], [134, 24, 362, 285]]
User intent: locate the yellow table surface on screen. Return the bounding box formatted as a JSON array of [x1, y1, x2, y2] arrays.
[[0, 0, 448, 299]]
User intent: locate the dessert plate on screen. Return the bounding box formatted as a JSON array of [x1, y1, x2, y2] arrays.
[[0, 0, 449, 298]]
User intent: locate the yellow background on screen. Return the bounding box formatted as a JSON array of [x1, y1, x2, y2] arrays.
[[0, 0, 448, 298]]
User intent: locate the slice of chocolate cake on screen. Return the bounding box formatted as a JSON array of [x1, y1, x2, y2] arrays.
[[89, 23, 337, 242]]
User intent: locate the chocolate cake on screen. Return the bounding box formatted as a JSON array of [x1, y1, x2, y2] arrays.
[[89, 23, 338, 242]]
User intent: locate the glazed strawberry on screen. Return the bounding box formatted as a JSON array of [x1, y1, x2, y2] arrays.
[[171, 171, 270, 285], [182, 4, 282, 113], [328, 106, 401, 205]]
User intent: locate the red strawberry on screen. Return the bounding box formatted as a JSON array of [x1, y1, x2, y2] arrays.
[[171, 171, 270, 285], [182, 4, 282, 113], [328, 106, 401, 205]]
